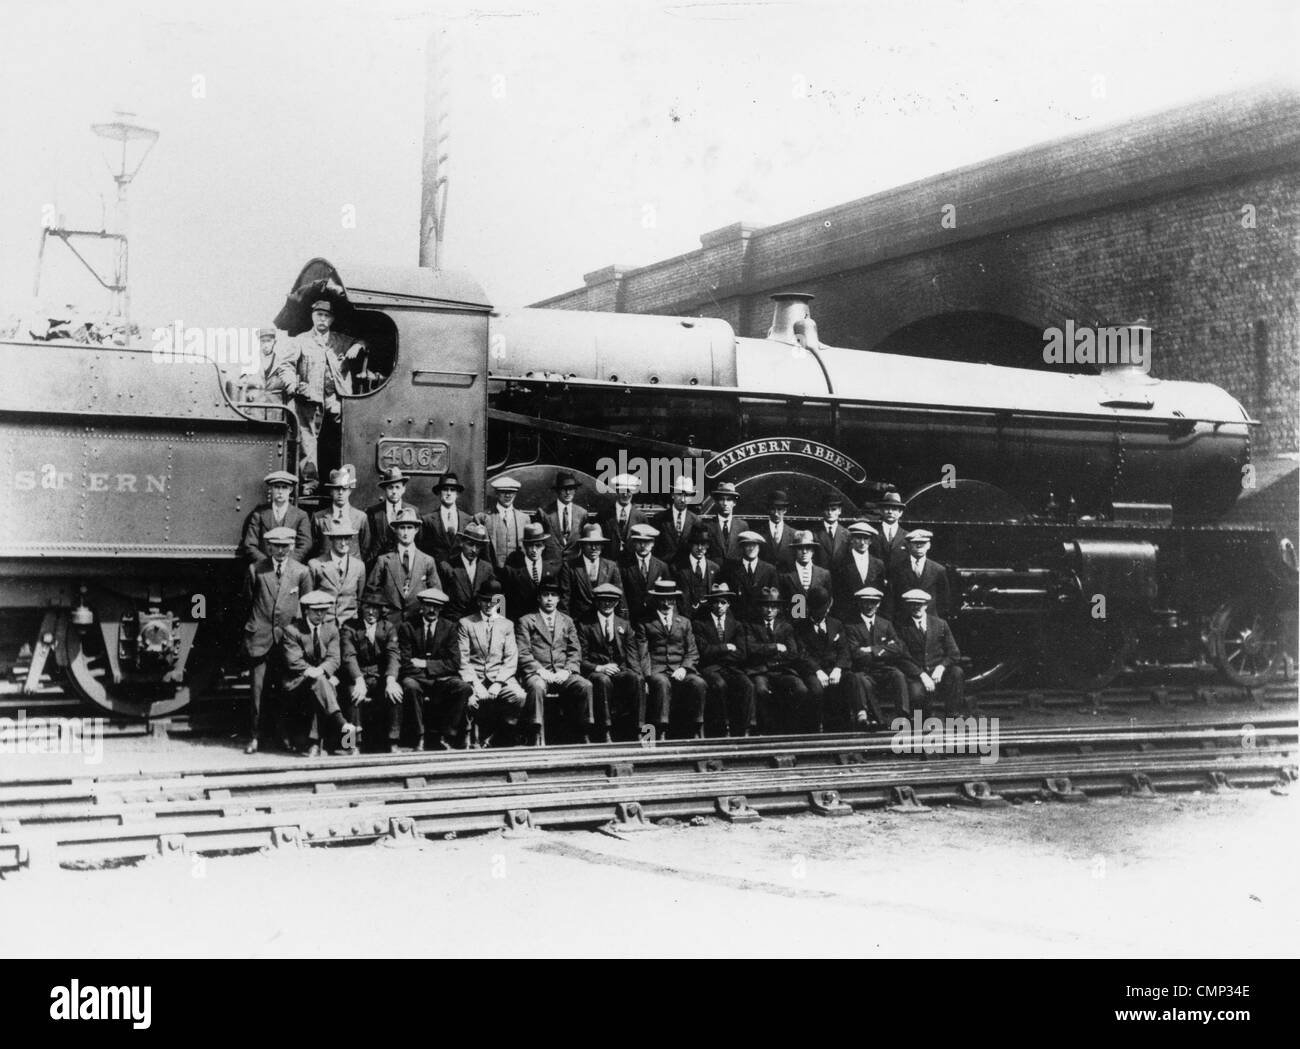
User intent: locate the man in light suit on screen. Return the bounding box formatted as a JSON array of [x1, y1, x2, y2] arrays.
[[894, 588, 965, 718], [703, 481, 751, 563], [541, 471, 589, 562], [418, 472, 471, 564], [240, 470, 313, 566], [240, 527, 312, 753], [516, 575, 593, 744], [756, 489, 796, 572], [278, 590, 357, 757], [277, 297, 363, 473], [576, 583, 642, 742], [364, 468, 420, 565], [310, 465, 371, 559], [561, 524, 626, 622], [636, 579, 707, 739], [476, 475, 530, 572], [779, 530, 833, 606], [457, 579, 527, 745], [366, 508, 440, 625], [437, 521, 497, 621], [832, 522, 886, 620], [399, 587, 472, 750], [653, 475, 701, 565], [308, 520, 366, 627]]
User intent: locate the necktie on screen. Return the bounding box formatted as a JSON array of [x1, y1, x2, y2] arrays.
[[747, 562, 754, 579], [695, 559, 704, 583], [640, 558, 649, 578], [562, 507, 570, 537], [619, 507, 627, 529], [531, 560, 540, 584], [275, 562, 282, 580], [445, 510, 454, 532], [425, 624, 434, 655], [722, 520, 730, 544], [715, 616, 724, 636], [676, 511, 684, 534], [604, 617, 613, 644], [818, 622, 826, 635], [312, 628, 321, 662], [403, 551, 411, 573]]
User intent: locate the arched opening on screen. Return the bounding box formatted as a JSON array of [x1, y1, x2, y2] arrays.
[[871, 311, 1093, 374]]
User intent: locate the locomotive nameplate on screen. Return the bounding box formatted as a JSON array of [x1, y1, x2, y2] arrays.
[[376, 438, 449, 475], [706, 438, 867, 484]]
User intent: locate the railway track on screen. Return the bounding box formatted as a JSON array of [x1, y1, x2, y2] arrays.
[[1, 717, 1293, 873]]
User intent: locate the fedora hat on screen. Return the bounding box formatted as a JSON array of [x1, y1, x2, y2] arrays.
[[433, 472, 464, 492], [552, 471, 579, 490], [806, 584, 833, 612], [391, 507, 421, 528], [521, 522, 548, 545], [360, 586, 396, 611], [578, 523, 610, 544], [766, 489, 790, 508], [323, 466, 356, 489], [878, 490, 906, 508], [706, 582, 734, 601], [459, 521, 490, 544], [711, 482, 739, 499], [376, 467, 408, 487], [791, 529, 818, 548]]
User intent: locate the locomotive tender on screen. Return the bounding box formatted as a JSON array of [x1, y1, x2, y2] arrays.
[[1, 256, 1292, 718]]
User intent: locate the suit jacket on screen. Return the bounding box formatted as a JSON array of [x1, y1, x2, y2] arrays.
[[691, 610, 749, 670], [757, 521, 796, 572], [341, 618, 400, 682], [241, 558, 312, 658], [367, 546, 440, 624], [744, 617, 801, 674], [277, 329, 356, 403], [309, 504, 371, 560], [704, 515, 752, 563], [886, 557, 951, 618], [562, 556, 626, 622], [475, 506, 533, 571], [398, 616, 462, 679], [364, 500, 420, 563], [515, 611, 583, 678], [719, 557, 780, 622], [457, 613, 519, 685], [437, 556, 497, 621], [636, 612, 700, 676], [842, 614, 906, 674], [577, 614, 639, 675], [502, 557, 567, 621], [831, 548, 887, 619], [240, 503, 313, 565], [308, 552, 366, 625], [279, 620, 341, 692], [620, 552, 671, 623], [674, 555, 720, 615], [895, 613, 961, 677], [602, 504, 652, 562], [794, 615, 852, 675], [779, 564, 833, 605], [541, 502, 589, 561], [652, 507, 700, 564], [417, 506, 471, 564], [875, 522, 909, 565], [812, 522, 851, 569]]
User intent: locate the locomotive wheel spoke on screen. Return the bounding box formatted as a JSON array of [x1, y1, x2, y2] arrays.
[[1210, 600, 1283, 688]]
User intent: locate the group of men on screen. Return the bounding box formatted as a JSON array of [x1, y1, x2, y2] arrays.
[[237, 465, 966, 756]]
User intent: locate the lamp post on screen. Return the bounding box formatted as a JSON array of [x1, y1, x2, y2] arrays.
[[90, 110, 159, 333]]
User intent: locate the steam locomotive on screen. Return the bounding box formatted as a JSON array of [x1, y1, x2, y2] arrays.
[[1, 256, 1293, 719]]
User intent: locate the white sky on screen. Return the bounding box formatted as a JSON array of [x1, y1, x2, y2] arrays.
[[1, 0, 1296, 331]]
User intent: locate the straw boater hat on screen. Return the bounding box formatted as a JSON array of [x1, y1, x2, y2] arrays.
[[647, 578, 682, 599]]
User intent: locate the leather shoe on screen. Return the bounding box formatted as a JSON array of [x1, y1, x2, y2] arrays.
[[244, 739, 259, 754], [303, 744, 321, 758], [413, 738, 426, 752]]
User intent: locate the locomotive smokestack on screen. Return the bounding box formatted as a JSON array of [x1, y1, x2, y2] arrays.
[[768, 292, 815, 345]]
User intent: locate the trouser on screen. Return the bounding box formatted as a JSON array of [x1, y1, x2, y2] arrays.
[[293, 398, 323, 472], [470, 678, 527, 738], [752, 670, 810, 734], [699, 666, 755, 735], [348, 670, 402, 745], [523, 673, 594, 733], [248, 657, 270, 740], [284, 675, 346, 746], [587, 670, 642, 734], [401, 673, 472, 743], [799, 671, 876, 732], [859, 666, 909, 719], [906, 664, 966, 718], [645, 671, 707, 730]]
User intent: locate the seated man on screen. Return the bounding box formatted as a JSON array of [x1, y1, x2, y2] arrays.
[[516, 574, 593, 745], [576, 582, 643, 742], [457, 578, 527, 746], [691, 583, 754, 736], [279, 590, 357, 756], [795, 584, 875, 731], [399, 587, 472, 750], [635, 578, 707, 740], [895, 587, 965, 718], [744, 586, 809, 735], [340, 587, 404, 751], [843, 586, 907, 722]]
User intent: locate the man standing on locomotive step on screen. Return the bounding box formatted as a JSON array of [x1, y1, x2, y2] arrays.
[[240, 470, 313, 566], [277, 297, 364, 475]]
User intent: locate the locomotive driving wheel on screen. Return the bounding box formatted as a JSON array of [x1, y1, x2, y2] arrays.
[[1208, 599, 1287, 688]]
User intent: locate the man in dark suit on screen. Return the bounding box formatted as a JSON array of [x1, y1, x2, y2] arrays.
[[562, 524, 625, 622], [832, 521, 886, 620], [364, 467, 421, 565], [720, 531, 779, 622], [653, 475, 701, 565], [278, 590, 356, 756], [437, 521, 497, 621], [366, 508, 440, 626], [894, 588, 965, 718], [576, 583, 642, 742], [874, 489, 909, 564], [691, 583, 755, 736], [502, 523, 567, 619], [516, 575, 593, 744], [240, 470, 313, 566], [418, 472, 471, 565], [398, 587, 473, 750], [841, 586, 906, 723], [602, 473, 651, 562], [620, 523, 670, 623], [793, 585, 873, 732], [756, 489, 796, 571], [240, 527, 312, 753], [812, 495, 851, 570], [886, 529, 951, 619], [704, 481, 751, 563], [674, 525, 719, 616], [635, 579, 707, 739], [309, 465, 371, 559], [779, 530, 832, 608], [340, 587, 404, 752], [744, 586, 809, 734], [540, 471, 589, 562]]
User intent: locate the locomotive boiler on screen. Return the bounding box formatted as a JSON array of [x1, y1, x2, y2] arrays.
[[0, 255, 1292, 717]]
